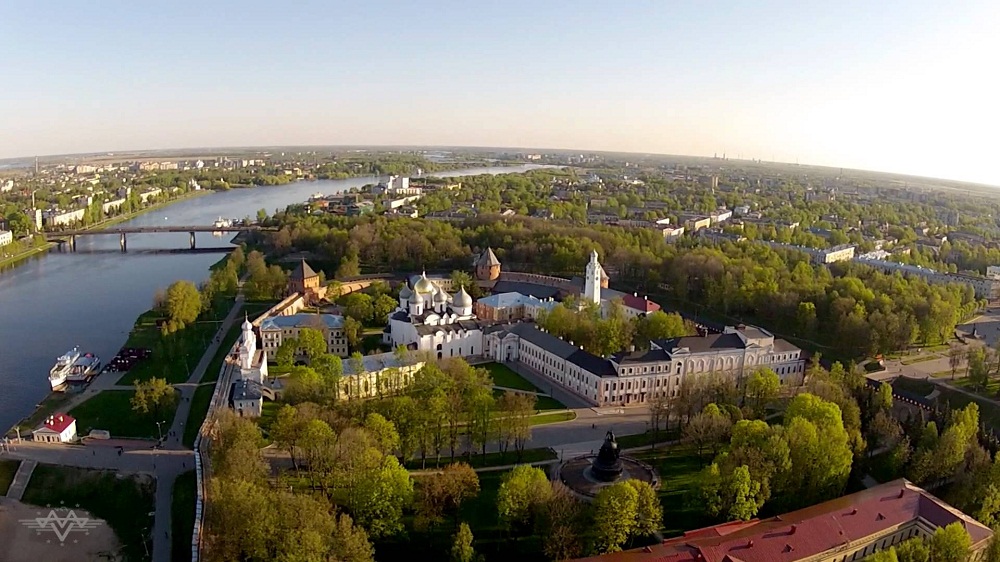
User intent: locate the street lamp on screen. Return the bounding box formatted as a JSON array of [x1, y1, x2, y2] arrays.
[[155, 420, 164, 442]]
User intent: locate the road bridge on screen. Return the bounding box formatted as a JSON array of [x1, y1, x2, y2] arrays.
[[44, 225, 270, 251]]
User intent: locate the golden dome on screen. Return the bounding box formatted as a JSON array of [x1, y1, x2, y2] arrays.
[[413, 271, 435, 294]]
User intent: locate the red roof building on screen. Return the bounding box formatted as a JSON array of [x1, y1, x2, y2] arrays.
[[573, 479, 992, 562], [620, 293, 661, 316], [32, 413, 78, 443]]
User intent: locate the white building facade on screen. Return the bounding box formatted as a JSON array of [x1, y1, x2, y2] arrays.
[[484, 323, 805, 407], [0, 230, 13, 246]]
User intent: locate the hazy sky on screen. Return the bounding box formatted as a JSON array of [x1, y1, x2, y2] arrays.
[[2, 1, 998, 184]]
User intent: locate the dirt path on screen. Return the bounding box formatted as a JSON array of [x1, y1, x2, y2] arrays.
[[0, 498, 119, 562]]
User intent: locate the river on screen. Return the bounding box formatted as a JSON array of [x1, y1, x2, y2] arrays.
[[0, 164, 554, 432]]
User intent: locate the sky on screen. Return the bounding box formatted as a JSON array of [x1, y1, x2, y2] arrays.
[[2, 1, 999, 185]]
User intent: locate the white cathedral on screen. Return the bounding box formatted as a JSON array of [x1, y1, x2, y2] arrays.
[[386, 271, 484, 360]]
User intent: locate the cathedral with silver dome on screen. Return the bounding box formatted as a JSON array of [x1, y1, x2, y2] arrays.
[[386, 271, 484, 359]]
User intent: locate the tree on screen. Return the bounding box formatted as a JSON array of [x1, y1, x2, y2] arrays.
[[165, 280, 202, 329], [364, 413, 400, 456], [592, 482, 639, 553], [538, 482, 584, 560], [468, 388, 495, 457], [372, 293, 398, 325], [416, 462, 480, 527], [625, 479, 663, 536], [780, 393, 854, 506], [868, 410, 903, 457], [312, 353, 343, 399], [700, 462, 765, 521], [968, 347, 989, 390], [866, 548, 899, 562], [298, 327, 327, 361], [342, 293, 375, 324], [210, 410, 268, 483], [276, 337, 299, 368], [930, 522, 971, 562], [745, 368, 780, 417], [634, 311, 690, 346], [131, 377, 177, 424], [450, 523, 477, 562], [685, 403, 732, 460], [270, 404, 306, 470], [330, 511, 375, 562], [343, 316, 363, 352], [949, 344, 965, 380], [875, 383, 894, 412], [450, 270, 481, 298], [894, 538, 930, 562], [497, 465, 552, 534], [342, 453, 414, 538], [648, 392, 674, 449]]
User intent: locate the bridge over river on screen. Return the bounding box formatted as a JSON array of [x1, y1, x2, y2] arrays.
[[43, 224, 272, 251]]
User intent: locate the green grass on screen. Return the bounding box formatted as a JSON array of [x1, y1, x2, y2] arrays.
[[362, 333, 389, 355], [900, 355, 941, 365], [490, 389, 566, 411], [7, 391, 73, 437], [404, 447, 557, 470], [631, 445, 713, 537], [528, 411, 576, 426], [482, 363, 541, 392], [0, 459, 20, 495], [892, 376, 1000, 429], [616, 427, 682, 449], [258, 401, 282, 435], [117, 296, 242, 385], [22, 464, 155, 562], [183, 385, 216, 448], [171, 470, 197, 562], [70, 389, 179, 439]]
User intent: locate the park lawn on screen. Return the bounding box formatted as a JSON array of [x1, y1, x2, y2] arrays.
[[900, 355, 941, 366], [183, 385, 217, 448], [404, 447, 557, 471], [7, 391, 72, 437], [892, 377, 1000, 429], [953, 376, 1000, 397], [490, 389, 566, 411], [529, 411, 576, 426], [616, 427, 682, 450], [632, 445, 714, 537], [482, 362, 541, 392], [258, 401, 282, 435], [118, 297, 239, 385], [172, 470, 197, 562], [22, 464, 155, 562], [70, 389, 179, 439], [0, 459, 20, 495]]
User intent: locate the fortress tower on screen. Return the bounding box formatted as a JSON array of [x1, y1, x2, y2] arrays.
[[475, 247, 501, 281]]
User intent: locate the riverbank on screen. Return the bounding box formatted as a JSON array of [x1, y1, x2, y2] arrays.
[[0, 190, 210, 274]]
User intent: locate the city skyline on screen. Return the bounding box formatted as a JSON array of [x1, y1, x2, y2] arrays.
[[2, 0, 998, 185]]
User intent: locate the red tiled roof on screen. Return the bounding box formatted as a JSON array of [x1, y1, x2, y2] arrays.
[[38, 413, 76, 434], [621, 293, 661, 313], [573, 480, 992, 562]]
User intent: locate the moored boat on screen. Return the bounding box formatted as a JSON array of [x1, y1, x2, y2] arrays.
[[49, 348, 81, 390], [66, 353, 102, 382]]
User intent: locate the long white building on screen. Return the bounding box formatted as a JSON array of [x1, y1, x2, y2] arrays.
[[484, 322, 805, 407]]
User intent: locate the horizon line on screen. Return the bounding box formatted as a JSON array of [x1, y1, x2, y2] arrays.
[[3, 143, 997, 190]]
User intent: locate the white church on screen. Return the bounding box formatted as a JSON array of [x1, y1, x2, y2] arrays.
[[386, 272, 485, 360], [231, 315, 268, 417]]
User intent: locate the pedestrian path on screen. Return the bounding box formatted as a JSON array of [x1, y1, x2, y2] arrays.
[[5, 459, 37, 500]]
